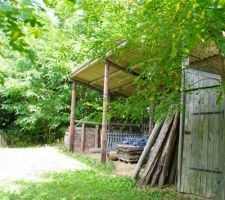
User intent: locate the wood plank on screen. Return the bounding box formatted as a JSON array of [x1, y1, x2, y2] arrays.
[[220, 99, 225, 200], [190, 72, 201, 196], [169, 145, 178, 184], [195, 72, 202, 196], [181, 71, 194, 193], [69, 80, 76, 152], [185, 79, 194, 195], [177, 67, 186, 191], [212, 90, 221, 199], [81, 123, 85, 152], [205, 87, 214, 198], [158, 112, 179, 187], [138, 117, 173, 186], [106, 59, 139, 77], [95, 125, 99, 148], [75, 120, 138, 127], [131, 122, 163, 180], [200, 76, 208, 197]]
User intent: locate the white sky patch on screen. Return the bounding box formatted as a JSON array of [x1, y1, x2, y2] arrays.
[[34, 0, 59, 24]]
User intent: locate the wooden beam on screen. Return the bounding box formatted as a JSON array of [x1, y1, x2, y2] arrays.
[[81, 123, 86, 152], [106, 59, 139, 77], [110, 82, 134, 92], [101, 60, 110, 164], [69, 80, 76, 152], [95, 124, 100, 148], [71, 59, 99, 77], [71, 42, 127, 78], [89, 62, 142, 86], [88, 61, 142, 86], [75, 120, 138, 127], [73, 78, 126, 97], [89, 70, 122, 85]]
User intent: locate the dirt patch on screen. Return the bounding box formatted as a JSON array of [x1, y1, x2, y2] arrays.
[[87, 152, 136, 176], [0, 147, 87, 183]]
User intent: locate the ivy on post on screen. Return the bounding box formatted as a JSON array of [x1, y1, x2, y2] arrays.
[[101, 60, 110, 164], [69, 80, 76, 152]]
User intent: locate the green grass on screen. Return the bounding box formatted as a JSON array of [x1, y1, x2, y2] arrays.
[[0, 170, 175, 200], [58, 145, 115, 174], [0, 146, 179, 200]]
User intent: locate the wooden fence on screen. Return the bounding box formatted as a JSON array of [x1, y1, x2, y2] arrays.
[[65, 120, 141, 152]]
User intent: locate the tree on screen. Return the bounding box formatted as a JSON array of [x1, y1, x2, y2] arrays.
[[0, 2, 103, 145], [74, 0, 225, 119]]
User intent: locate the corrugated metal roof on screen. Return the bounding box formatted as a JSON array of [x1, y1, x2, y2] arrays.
[[71, 48, 142, 96], [71, 44, 223, 96]]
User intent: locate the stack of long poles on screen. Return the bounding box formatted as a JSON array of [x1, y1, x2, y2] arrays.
[[132, 112, 179, 188]]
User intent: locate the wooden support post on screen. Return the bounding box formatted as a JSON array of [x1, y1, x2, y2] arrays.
[[101, 60, 110, 164], [69, 80, 76, 152], [81, 123, 85, 152], [95, 124, 100, 148]]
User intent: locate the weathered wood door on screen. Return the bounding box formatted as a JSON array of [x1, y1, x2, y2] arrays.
[[178, 69, 225, 199]]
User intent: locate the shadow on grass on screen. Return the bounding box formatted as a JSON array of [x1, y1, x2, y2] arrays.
[[0, 170, 174, 200]]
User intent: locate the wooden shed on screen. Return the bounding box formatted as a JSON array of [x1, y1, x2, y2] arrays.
[[178, 46, 225, 200], [69, 45, 145, 163], [69, 42, 224, 199]]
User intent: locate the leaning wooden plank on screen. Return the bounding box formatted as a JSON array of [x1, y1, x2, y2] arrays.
[[168, 144, 178, 184], [131, 122, 163, 180], [151, 113, 179, 187], [138, 153, 160, 187], [151, 155, 164, 186], [158, 112, 179, 187], [138, 117, 174, 186]]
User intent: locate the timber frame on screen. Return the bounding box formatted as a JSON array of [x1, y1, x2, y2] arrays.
[[68, 43, 224, 165], [69, 58, 140, 163]]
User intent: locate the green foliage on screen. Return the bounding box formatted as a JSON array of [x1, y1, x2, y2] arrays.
[[0, 8, 103, 145], [0, 0, 224, 145], [75, 0, 225, 120], [0, 0, 45, 52]]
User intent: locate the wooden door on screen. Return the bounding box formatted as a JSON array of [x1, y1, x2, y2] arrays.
[[178, 69, 225, 199]]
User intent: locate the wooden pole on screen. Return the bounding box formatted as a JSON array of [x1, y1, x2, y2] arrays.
[[101, 60, 110, 164], [138, 117, 174, 186], [69, 80, 76, 152], [95, 124, 100, 148], [81, 123, 85, 152], [131, 122, 163, 180]]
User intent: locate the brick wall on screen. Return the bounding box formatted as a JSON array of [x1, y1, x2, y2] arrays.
[[65, 127, 97, 153]]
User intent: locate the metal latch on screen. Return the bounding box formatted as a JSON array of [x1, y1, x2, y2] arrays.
[[183, 130, 191, 135]]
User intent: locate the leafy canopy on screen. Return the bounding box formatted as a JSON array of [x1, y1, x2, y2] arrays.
[[0, 0, 224, 145]]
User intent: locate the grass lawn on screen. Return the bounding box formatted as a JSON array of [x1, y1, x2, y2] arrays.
[[0, 146, 178, 200]]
